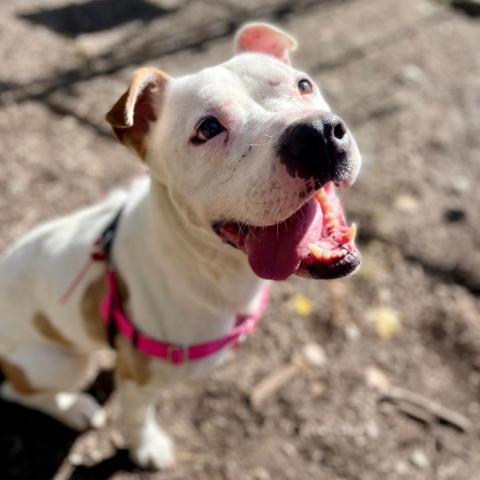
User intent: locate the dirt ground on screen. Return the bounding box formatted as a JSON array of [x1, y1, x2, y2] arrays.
[[0, 0, 479, 479]]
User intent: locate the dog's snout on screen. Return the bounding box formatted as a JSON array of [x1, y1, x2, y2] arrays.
[[278, 113, 352, 187]]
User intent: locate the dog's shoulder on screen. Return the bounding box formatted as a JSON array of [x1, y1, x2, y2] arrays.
[[1, 177, 148, 271]]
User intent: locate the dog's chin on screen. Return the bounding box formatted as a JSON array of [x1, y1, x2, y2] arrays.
[[213, 181, 360, 281], [297, 250, 361, 280]]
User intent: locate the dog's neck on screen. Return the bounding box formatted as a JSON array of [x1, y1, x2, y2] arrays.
[[113, 177, 265, 345]]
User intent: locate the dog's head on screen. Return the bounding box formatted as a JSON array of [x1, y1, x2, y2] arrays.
[[107, 23, 361, 281]]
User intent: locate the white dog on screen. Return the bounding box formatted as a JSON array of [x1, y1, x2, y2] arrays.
[[0, 23, 361, 469]]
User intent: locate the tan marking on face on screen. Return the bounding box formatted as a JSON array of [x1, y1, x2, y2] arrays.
[[81, 273, 129, 344], [115, 335, 151, 385], [0, 357, 38, 395], [33, 312, 73, 348]]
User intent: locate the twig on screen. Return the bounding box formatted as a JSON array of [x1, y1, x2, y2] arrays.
[[380, 386, 472, 433], [249, 363, 304, 409], [249, 344, 327, 409]]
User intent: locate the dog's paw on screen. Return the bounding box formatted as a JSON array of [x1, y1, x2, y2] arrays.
[[56, 392, 107, 431], [130, 422, 175, 470], [0, 384, 106, 432]]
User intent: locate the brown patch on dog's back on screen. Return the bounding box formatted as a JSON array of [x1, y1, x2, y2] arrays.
[[0, 357, 38, 395], [81, 273, 129, 344], [81, 272, 148, 383], [115, 335, 151, 385], [33, 312, 73, 348], [81, 275, 107, 343]]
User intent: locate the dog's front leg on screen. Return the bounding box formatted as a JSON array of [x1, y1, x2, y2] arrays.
[[115, 338, 175, 469], [117, 379, 174, 469]]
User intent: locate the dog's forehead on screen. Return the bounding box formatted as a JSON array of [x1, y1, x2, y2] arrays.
[[222, 53, 294, 84], [170, 53, 296, 105]]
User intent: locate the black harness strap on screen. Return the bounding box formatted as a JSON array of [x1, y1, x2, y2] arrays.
[[97, 208, 124, 264], [96, 208, 124, 348]]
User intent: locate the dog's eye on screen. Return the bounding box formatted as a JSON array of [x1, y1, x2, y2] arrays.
[[298, 79, 313, 95], [192, 116, 225, 144]]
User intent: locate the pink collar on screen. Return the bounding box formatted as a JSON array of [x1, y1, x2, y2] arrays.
[[60, 208, 270, 365], [61, 209, 270, 365], [100, 267, 270, 365]]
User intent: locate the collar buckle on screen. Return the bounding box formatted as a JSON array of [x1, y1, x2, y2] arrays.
[[166, 343, 190, 365]]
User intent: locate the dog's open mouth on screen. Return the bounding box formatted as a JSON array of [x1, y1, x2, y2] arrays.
[[214, 181, 360, 280]]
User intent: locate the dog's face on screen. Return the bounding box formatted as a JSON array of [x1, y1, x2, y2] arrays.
[[107, 23, 361, 281]]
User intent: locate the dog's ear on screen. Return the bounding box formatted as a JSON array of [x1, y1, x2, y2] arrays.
[[235, 23, 297, 65], [106, 67, 169, 158]]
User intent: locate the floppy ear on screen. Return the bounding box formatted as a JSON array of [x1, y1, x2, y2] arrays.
[[106, 67, 169, 158], [235, 23, 297, 65]]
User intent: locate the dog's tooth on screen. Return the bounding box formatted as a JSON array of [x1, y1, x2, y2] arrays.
[[315, 188, 327, 203], [345, 223, 357, 243], [308, 243, 327, 260], [332, 248, 345, 259]]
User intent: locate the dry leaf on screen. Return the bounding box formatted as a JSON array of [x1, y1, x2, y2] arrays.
[[366, 305, 401, 339], [290, 293, 313, 317]]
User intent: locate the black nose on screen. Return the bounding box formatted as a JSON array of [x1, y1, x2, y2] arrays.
[[278, 113, 351, 187]]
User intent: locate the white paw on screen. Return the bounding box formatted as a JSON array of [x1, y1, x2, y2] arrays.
[[130, 422, 175, 470], [0, 384, 106, 432], [55, 392, 106, 431]]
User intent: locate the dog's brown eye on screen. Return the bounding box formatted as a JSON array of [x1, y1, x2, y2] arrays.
[[298, 79, 313, 95], [192, 116, 225, 144]]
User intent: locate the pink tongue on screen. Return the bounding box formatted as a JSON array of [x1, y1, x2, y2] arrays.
[[245, 199, 322, 280]]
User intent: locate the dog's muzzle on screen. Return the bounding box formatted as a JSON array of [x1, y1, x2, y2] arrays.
[[277, 113, 355, 188]]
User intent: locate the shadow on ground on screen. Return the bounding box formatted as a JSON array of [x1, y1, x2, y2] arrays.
[[18, 0, 176, 37], [0, 399, 77, 480], [0, 371, 140, 480]]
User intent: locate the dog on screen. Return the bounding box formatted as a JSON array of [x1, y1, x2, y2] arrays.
[[0, 23, 361, 468]]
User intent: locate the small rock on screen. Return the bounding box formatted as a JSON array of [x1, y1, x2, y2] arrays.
[[345, 322, 360, 341], [394, 194, 419, 213], [365, 366, 391, 393], [410, 449, 430, 469], [401, 64, 427, 84], [281, 442, 297, 457], [378, 287, 392, 303], [365, 420, 380, 439], [395, 460, 410, 475], [252, 467, 271, 480], [302, 343, 327, 368], [450, 175, 470, 193], [310, 381, 326, 398]]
